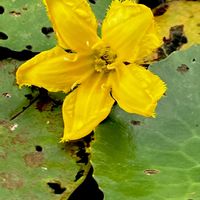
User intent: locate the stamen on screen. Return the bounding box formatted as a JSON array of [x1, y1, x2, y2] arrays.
[[92, 44, 117, 73]]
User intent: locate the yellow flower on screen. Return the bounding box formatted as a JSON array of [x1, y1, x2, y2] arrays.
[[16, 0, 166, 141]]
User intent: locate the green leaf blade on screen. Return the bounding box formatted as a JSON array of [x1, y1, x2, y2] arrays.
[[92, 45, 200, 200]]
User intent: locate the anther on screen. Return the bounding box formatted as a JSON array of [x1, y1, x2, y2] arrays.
[[93, 45, 117, 73]]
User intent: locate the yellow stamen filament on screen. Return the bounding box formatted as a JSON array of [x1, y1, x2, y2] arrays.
[[92, 44, 117, 73]]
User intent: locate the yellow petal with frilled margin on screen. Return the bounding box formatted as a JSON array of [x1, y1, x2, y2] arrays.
[[62, 73, 114, 141], [110, 64, 166, 117], [43, 0, 99, 51], [16, 46, 94, 93], [102, 0, 161, 62]]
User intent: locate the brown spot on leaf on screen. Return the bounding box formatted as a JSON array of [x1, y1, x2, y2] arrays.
[[157, 25, 188, 59], [177, 64, 189, 74], [0, 120, 11, 129], [0, 172, 23, 189], [0, 61, 3, 68], [8, 66, 17, 76], [0, 120, 8, 126], [11, 134, 27, 145], [2, 92, 11, 98], [24, 152, 44, 168], [131, 120, 141, 126], [98, 20, 102, 27], [36, 99, 52, 112], [144, 169, 160, 175], [9, 11, 21, 16], [0, 150, 7, 160]]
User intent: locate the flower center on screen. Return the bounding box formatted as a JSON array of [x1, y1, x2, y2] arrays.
[[92, 44, 117, 73]]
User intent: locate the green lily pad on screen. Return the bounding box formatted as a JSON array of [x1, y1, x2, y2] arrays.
[[0, 0, 56, 52], [0, 0, 112, 52], [92, 45, 200, 200], [0, 59, 90, 200]]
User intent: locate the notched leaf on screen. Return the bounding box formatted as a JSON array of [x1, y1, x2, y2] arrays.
[[75, 170, 85, 181], [47, 181, 66, 194], [89, 0, 96, 4], [25, 45, 32, 50], [0, 6, 5, 14], [157, 25, 188, 59], [0, 32, 8, 40], [0, 47, 39, 61], [24, 93, 34, 101]]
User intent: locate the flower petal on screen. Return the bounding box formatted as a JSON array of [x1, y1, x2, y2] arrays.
[[16, 46, 94, 92], [44, 0, 99, 51], [110, 64, 166, 117], [102, 1, 161, 61], [62, 73, 114, 141]]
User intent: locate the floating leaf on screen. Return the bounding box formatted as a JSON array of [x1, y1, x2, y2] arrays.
[[92, 45, 200, 200], [0, 0, 112, 52], [0, 0, 56, 51], [155, 0, 200, 49], [0, 59, 90, 200]]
